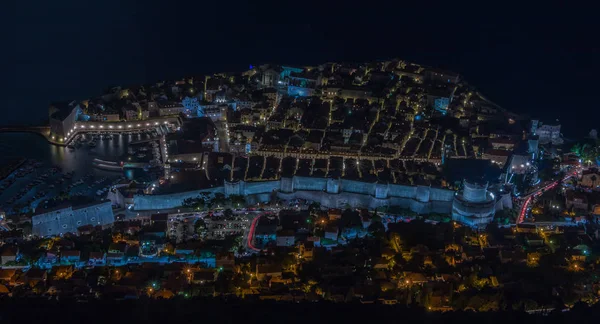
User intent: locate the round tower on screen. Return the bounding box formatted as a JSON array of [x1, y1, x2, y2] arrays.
[[452, 179, 496, 227], [462, 180, 488, 203]]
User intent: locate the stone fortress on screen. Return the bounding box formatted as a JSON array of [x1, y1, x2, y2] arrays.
[[134, 176, 511, 226], [451, 180, 497, 227]]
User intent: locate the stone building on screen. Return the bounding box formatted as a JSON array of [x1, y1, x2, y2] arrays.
[[32, 201, 114, 237], [452, 180, 495, 227]]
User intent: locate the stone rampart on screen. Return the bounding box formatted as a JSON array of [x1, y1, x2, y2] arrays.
[[133, 177, 455, 213], [133, 187, 223, 210], [293, 176, 327, 192], [244, 181, 279, 196]]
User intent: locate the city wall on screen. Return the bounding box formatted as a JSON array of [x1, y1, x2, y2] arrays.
[[134, 186, 224, 210], [133, 176, 456, 213]]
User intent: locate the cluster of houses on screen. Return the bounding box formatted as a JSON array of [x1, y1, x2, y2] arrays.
[[0, 202, 599, 308]]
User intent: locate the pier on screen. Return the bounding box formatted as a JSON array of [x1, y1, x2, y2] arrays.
[[0, 126, 53, 140]]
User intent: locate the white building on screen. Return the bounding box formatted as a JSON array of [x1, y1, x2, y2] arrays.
[[49, 101, 82, 141], [157, 102, 185, 116], [536, 124, 563, 145], [260, 69, 280, 88], [204, 105, 226, 121]]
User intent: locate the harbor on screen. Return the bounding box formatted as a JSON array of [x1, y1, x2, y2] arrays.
[[0, 131, 167, 216]]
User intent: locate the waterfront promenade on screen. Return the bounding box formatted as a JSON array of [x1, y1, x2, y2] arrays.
[[0, 116, 181, 146]]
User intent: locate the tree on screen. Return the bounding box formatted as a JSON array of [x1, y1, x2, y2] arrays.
[[571, 143, 583, 156], [308, 202, 321, 215], [230, 235, 244, 254], [230, 195, 246, 207], [21, 222, 32, 236], [194, 219, 208, 239], [571, 141, 600, 164], [494, 209, 516, 225], [371, 211, 382, 223], [512, 299, 538, 311], [368, 221, 385, 238], [215, 271, 235, 294], [340, 209, 361, 229], [183, 196, 205, 210], [223, 208, 234, 219], [368, 212, 385, 238], [211, 193, 227, 208]]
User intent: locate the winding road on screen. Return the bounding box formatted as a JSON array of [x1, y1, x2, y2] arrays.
[[517, 170, 577, 224], [246, 215, 261, 252]]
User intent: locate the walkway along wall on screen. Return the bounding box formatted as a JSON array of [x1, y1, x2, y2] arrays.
[[133, 176, 456, 213], [134, 186, 224, 210]]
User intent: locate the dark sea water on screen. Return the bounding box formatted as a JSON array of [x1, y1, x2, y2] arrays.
[[0, 132, 152, 178], [0, 132, 158, 213]]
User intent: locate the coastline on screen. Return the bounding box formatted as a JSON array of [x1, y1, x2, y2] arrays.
[[0, 116, 181, 147]]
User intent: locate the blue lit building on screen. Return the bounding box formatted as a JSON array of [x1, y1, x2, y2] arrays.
[[434, 97, 450, 114], [280, 66, 304, 79], [286, 70, 320, 97], [182, 96, 203, 117], [427, 87, 453, 116], [288, 85, 315, 97]]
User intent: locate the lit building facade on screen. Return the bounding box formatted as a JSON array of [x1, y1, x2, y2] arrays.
[[535, 124, 562, 145], [49, 101, 82, 142]]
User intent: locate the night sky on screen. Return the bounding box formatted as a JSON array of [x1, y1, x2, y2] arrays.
[[7, 1, 600, 137]]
